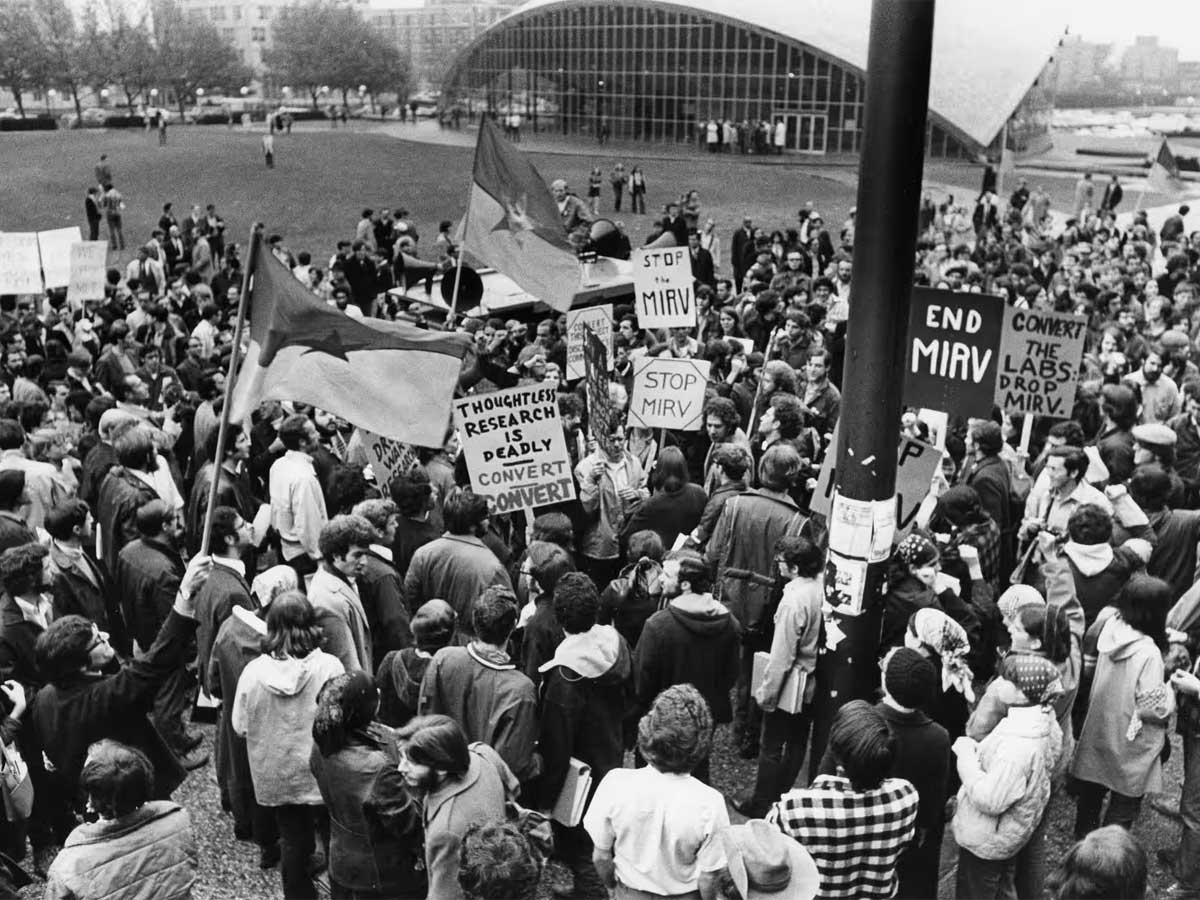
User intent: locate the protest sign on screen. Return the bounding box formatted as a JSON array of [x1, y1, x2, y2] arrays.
[[811, 425, 941, 539], [584, 325, 615, 456], [994, 307, 1087, 420], [0, 233, 43, 295], [903, 287, 1003, 417], [633, 246, 695, 328], [359, 429, 418, 488], [628, 357, 710, 431], [37, 226, 82, 289], [566, 304, 612, 381], [67, 241, 109, 305], [453, 383, 576, 515]]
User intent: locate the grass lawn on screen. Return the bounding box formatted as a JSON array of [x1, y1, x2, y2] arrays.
[[0, 123, 865, 271]]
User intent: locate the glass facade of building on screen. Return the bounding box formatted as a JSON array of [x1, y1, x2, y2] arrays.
[[444, 3, 981, 156]]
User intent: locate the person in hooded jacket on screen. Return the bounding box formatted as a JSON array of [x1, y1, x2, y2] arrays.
[[310, 671, 426, 899], [532, 572, 632, 899], [952, 654, 1065, 899], [375, 599, 455, 728], [634, 550, 739, 784], [208, 565, 298, 868], [233, 591, 345, 899], [1071, 576, 1175, 838], [619, 447, 707, 550]]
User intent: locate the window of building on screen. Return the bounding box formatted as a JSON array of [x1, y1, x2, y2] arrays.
[[251, 26, 266, 41], [211, 6, 225, 20], [232, 6, 241, 20], [259, 5, 270, 20]]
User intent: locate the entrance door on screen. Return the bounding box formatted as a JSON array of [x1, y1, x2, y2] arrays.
[[796, 113, 827, 153]]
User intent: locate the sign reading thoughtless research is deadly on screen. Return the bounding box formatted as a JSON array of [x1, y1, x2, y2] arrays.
[[903, 288, 1003, 417], [566, 305, 613, 381], [454, 383, 576, 515], [994, 307, 1087, 419], [628, 357, 711, 431], [633, 247, 695, 328]]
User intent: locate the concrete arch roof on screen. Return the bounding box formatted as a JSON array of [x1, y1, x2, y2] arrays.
[[465, 0, 1074, 149]]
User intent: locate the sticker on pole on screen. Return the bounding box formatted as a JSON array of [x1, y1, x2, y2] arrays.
[[628, 357, 710, 431], [566, 305, 612, 381], [454, 383, 577, 515], [994, 307, 1086, 420], [903, 287, 1003, 418], [633, 247, 696, 328]]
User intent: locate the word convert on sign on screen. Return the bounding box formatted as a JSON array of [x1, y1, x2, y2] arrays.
[[903, 287, 1003, 417], [628, 357, 711, 431], [454, 383, 576, 515], [633, 247, 695, 329], [994, 307, 1087, 419]]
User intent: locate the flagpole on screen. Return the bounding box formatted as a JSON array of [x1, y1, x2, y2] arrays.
[[199, 223, 263, 557], [447, 121, 489, 329]]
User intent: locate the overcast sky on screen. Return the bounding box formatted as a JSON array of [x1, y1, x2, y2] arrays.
[[1068, 0, 1200, 60]]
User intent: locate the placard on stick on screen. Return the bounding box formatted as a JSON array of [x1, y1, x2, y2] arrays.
[[628, 357, 710, 431], [567, 305, 612, 381], [453, 383, 576, 515], [0, 233, 43, 295], [37, 227, 82, 289], [903, 287, 1003, 418], [67, 242, 109, 305], [994, 307, 1087, 420], [583, 325, 615, 456], [359, 429, 418, 488], [633, 246, 695, 328]]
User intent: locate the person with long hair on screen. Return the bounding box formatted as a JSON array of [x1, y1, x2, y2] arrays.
[[1071, 575, 1174, 837], [396, 715, 518, 900], [310, 671, 425, 899], [620, 446, 707, 550], [233, 591, 345, 899]]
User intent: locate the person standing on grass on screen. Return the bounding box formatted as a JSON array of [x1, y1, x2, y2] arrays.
[[263, 131, 275, 169]]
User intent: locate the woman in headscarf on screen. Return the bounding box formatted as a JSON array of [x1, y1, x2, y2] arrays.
[[905, 607, 975, 740], [882, 532, 982, 663]]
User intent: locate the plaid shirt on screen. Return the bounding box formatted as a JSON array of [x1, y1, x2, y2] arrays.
[[766, 774, 918, 899]]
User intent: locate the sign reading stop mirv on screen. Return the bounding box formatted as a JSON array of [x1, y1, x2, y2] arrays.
[[628, 357, 711, 431]]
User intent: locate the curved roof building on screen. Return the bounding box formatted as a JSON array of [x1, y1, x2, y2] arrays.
[[444, 0, 1071, 156]]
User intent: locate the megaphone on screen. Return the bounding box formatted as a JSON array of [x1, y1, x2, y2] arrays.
[[393, 251, 441, 295], [440, 264, 484, 309], [585, 219, 632, 260], [643, 229, 678, 249]]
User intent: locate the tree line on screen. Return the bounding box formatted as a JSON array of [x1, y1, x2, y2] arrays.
[[0, 0, 411, 122]]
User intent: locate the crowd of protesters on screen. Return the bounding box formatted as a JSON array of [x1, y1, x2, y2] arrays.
[[0, 154, 1193, 899]]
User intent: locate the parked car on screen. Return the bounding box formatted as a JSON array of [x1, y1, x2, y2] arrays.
[[60, 107, 112, 128]]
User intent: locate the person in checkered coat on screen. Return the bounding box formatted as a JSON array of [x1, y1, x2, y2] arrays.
[[766, 700, 918, 899]]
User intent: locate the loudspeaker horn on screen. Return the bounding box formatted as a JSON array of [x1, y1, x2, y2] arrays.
[[643, 229, 677, 249], [440, 264, 484, 308], [586, 219, 632, 260], [393, 251, 441, 294]]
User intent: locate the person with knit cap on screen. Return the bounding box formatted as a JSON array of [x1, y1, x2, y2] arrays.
[[375, 599, 456, 728], [584, 684, 730, 899], [952, 653, 1064, 899], [904, 607, 976, 740]]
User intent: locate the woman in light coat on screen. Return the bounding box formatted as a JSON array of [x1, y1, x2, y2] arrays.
[[1071, 575, 1175, 837]]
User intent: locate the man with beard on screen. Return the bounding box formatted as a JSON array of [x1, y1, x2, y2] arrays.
[[1127, 350, 1181, 425], [113, 499, 206, 766], [633, 550, 738, 784]]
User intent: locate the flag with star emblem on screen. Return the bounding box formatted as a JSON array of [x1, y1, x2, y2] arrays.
[[229, 239, 470, 446], [461, 117, 583, 312], [1148, 139, 1185, 197]]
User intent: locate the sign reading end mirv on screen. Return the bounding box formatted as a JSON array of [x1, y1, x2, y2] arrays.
[[903, 287, 1003, 418]]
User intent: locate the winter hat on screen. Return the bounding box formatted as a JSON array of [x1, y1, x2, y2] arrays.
[[1000, 653, 1063, 706], [411, 598, 456, 653], [896, 533, 939, 569], [250, 564, 299, 608], [883, 647, 937, 710], [997, 584, 1046, 623]]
